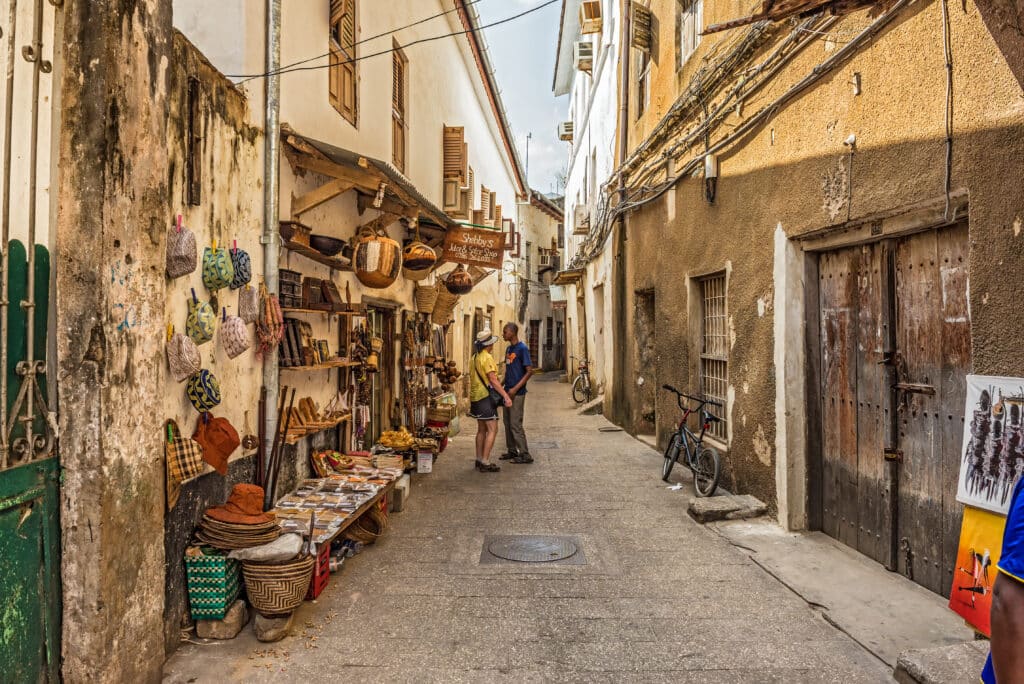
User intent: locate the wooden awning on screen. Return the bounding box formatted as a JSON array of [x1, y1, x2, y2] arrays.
[[281, 125, 457, 246], [703, 0, 889, 34], [552, 268, 585, 286]]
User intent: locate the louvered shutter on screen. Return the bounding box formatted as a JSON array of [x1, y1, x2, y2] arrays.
[[330, 0, 357, 124], [480, 186, 491, 223], [494, 204, 502, 230], [443, 126, 466, 185], [631, 2, 653, 52], [503, 218, 514, 251], [392, 50, 406, 172]]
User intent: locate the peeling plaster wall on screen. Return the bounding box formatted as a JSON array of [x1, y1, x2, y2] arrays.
[[56, 1, 173, 681], [616, 0, 1024, 514]]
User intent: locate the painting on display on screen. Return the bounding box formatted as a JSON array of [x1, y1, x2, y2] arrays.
[[948, 505, 1006, 636], [956, 375, 1024, 515]]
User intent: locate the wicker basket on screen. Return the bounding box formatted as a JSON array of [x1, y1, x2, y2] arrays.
[[242, 554, 316, 617], [344, 506, 388, 546], [415, 282, 439, 312], [431, 289, 459, 325], [427, 404, 457, 423]]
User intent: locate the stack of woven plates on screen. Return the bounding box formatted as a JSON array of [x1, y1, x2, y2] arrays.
[[196, 516, 281, 550]]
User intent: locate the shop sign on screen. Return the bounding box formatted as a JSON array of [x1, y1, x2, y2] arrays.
[[442, 226, 505, 269], [552, 301, 567, 311]]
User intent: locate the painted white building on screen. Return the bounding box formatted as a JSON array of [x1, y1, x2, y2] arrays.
[[551, 0, 622, 398]]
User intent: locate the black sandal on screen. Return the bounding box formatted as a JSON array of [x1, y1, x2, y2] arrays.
[[476, 461, 501, 472]]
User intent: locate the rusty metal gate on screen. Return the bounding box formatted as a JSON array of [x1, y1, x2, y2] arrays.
[[0, 0, 62, 681], [818, 222, 970, 596]]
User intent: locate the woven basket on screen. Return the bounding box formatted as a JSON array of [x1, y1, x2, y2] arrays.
[[344, 506, 388, 546], [427, 404, 456, 423], [415, 282, 439, 312], [403, 265, 432, 282], [431, 289, 459, 325], [242, 554, 315, 617]]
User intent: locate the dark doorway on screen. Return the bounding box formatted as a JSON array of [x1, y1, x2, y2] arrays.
[[635, 289, 656, 435]]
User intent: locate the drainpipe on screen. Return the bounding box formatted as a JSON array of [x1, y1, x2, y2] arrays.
[[262, 0, 281, 506], [612, 1, 630, 423]]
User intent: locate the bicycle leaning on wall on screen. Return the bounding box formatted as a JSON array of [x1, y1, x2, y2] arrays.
[[660, 384, 723, 497], [570, 355, 592, 404]]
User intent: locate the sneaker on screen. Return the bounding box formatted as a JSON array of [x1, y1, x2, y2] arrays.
[[511, 454, 534, 464], [499, 452, 517, 461]]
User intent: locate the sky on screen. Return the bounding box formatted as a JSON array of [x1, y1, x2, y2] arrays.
[[477, 0, 568, 197]]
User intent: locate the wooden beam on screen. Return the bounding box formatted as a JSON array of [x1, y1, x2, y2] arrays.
[[359, 212, 400, 234], [291, 179, 355, 217], [357, 191, 413, 218]]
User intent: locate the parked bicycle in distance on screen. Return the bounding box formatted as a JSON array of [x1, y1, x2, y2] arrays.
[[660, 384, 723, 497], [570, 355, 593, 404]]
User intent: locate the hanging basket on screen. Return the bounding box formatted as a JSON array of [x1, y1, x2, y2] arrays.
[[443, 264, 473, 295], [352, 226, 401, 289], [431, 289, 459, 325], [415, 282, 439, 313], [402, 241, 437, 278], [241, 554, 315, 617]]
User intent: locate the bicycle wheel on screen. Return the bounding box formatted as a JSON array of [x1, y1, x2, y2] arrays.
[[692, 445, 721, 497], [661, 434, 681, 482], [572, 375, 588, 404]]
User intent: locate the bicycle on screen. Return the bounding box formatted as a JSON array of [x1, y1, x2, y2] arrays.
[[660, 384, 723, 496], [570, 355, 593, 404]]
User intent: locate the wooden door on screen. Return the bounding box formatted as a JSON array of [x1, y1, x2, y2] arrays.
[[893, 222, 970, 595], [528, 320, 541, 367], [817, 222, 970, 596]]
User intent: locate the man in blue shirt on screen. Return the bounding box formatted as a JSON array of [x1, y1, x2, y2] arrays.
[[499, 323, 534, 464], [983, 475, 1024, 683]]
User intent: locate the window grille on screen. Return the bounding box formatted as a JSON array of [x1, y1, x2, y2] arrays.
[[699, 273, 727, 441]]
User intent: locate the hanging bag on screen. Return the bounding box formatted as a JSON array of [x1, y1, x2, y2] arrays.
[[256, 282, 285, 356], [202, 239, 235, 292], [237, 284, 258, 324], [187, 369, 222, 412], [166, 324, 201, 382], [229, 240, 252, 290], [186, 289, 216, 346], [220, 307, 251, 360], [166, 214, 197, 279], [165, 419, 205, 510]]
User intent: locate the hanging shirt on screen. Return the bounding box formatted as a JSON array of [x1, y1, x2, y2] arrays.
[[470, 350, 498, 403], [503, 341, 533, 394], [983, 477, 1024, 683]]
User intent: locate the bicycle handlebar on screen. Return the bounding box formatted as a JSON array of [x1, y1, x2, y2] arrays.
[[661, 384, 723, 409]]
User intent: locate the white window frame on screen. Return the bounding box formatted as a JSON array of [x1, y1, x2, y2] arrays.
[[677, 0, 703, 71]]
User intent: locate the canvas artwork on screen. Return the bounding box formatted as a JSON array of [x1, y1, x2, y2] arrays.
[[948, 505, 1007, 636], [957, 375, 1024, 515]]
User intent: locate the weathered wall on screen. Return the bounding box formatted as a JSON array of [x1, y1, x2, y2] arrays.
[[160, 30, 264, 655], [56, 1, 173, 681], [616, 0, 1024, 514]]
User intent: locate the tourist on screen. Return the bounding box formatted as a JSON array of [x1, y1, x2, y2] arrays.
[[499, 322, 534, 464], [469, 329, 512, 472], [984, 475, 1024, 682]]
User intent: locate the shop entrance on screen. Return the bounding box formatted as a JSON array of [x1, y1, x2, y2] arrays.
[[815, 221, 970, 596], [366, 306, 397, 445]]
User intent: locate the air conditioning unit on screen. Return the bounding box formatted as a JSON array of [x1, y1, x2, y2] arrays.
[[558, 121, 574, 142], [580, 0, 603, 34], [573, 205, 591, 235], [574, 41, 594, 73]]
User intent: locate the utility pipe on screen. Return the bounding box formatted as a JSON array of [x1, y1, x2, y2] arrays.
[[262, 0, 281, 507], [0, 0, 18, 468]]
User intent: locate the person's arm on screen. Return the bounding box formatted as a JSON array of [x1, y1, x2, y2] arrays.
[[488, 371, 512, 406], [509, 365, 534, 396], [991, 572, 1024, 680]]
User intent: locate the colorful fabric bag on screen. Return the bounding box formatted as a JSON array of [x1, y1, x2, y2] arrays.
[[166, 325, 201, 382], [238, 284, 258, 324], [229, 241, 251, 290], [166, 215, 197, 279], [165, 419, 205, 510], [187, 369, 222, 412], [202, 241, 235, 292], [220, 308, 251, 360], [186, 289, 216, 346]]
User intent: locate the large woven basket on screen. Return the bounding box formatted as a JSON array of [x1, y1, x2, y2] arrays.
[[242, 554, 315, 617], [431, 289, 459, 325], [415, 282, 439, 312], [344, 506, 388, 546]]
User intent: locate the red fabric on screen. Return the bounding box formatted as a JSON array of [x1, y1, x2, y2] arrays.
[[192, 413, 240, 475]]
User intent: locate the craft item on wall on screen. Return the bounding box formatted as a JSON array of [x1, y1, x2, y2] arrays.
[[302, 277, 330, 310], [242, 410, 259, 451], [256, 283, 285, 356], [166, 324, 201, 383], [202, 240, 235, 291], [278, 269, 303, 309], [238, 284, 259, 324], [957, 375, 1024, 515], [402, 241, 437, 281], [187, 369, 222, 412], [352, 225, 401, 288], [310, 234, 345, 257], [193, 412, 241, 475], [186, 289, 216, 346], [279, 220, 312, 246], [431, 288, 459, 325], [221, 307, 251, 359], [320, 279, 343, 311], [364, 351, 379, 372], [167, 214, 198, 279], [948, 505, 1007, 636], [442, 264, 473, 295], [229, 241, 252, 290], [415, 281, 438, 313], [165, 419, 204, 510]]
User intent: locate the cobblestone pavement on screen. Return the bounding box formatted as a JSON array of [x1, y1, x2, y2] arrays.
[[164, 375, 894, 682]]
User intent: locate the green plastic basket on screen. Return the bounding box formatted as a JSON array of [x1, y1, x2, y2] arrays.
[[185, 546, 242, 621]]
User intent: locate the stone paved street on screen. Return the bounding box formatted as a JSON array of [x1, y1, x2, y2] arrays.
[[164, 376, 894, 682]]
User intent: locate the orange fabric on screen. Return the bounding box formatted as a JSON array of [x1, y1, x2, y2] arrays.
[[205, 484, 273, 525], [192, 413, 240, 475]]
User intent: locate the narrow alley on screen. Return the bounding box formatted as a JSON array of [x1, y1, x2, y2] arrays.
[[165, 377, 895, 682]]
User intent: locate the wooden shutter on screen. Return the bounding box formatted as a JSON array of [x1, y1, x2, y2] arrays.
[[503, 218, 514, 251], [631, 2, 653, 52], [480, 186, 491, 223], [330, 0, 357, 124], [472, 209, 485, 225], [488, 192, 497, 221], [392, 49, 406, 172], [494, 204, 502, 230], [443, 126, 466, 184]]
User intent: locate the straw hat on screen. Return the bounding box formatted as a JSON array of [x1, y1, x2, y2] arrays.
[[205, 484, 274, 525], [475, 329, 499, 347]]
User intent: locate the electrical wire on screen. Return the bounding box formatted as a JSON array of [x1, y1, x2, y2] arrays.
[[229, 0, 559, 82], [232, 0, 488, 83]]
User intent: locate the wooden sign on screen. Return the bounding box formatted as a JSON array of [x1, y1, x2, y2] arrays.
[[442, 226, 505, 269]]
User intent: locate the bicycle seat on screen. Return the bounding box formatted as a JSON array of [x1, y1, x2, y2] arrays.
[[705, 412, 722, 423]]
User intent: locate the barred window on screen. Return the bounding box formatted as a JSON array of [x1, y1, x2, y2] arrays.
[[699, 273, 727, 441]]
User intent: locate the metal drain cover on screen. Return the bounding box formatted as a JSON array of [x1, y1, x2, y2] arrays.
[[487, 535, 578, 563]]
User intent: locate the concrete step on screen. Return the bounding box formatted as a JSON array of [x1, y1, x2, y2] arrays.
[[894, 640, 988, 683], [577, 395, 604, 415], [688, 494, 768, 523]]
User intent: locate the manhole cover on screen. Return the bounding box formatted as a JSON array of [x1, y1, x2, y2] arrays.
[[487, 536, 578, 563]]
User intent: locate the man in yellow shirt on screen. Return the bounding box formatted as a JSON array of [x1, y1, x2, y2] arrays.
[[469, 330, 512, 472]]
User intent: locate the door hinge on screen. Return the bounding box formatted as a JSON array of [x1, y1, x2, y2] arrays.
[[884, 447, 903, 462], [893, 382, 936, 396]]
